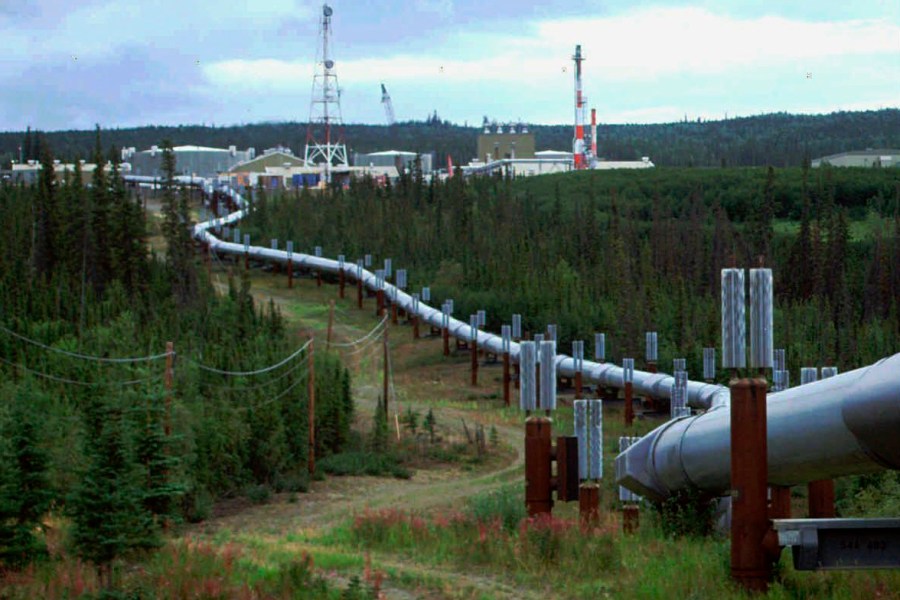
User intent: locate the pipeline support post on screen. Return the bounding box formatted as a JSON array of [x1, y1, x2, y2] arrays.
[[339, 270, 345, 298], [730, 377, 774, 592], [376, 289, 385, 317], [769, 486, 792, 520], [808, 480, 836, 518], [287, 259, 293, 289], [579, 484, 600, 529], [470, 337, 478, 387], [525, 417, 553, 517], [357, 277, 363, 309], [502, 351, 511, 407], [412, 316, 420, 340], [624, 381, 634, 427], [623, 505, 639, 534], [442, 327, 450, 357]]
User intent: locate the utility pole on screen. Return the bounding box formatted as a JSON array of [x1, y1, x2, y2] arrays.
[[326, 299, 335, 352], [383, 325, 390, 420], [164, 341, 174, 437], [308, 338, 316, 475]]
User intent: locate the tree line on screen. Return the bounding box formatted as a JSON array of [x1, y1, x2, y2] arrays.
[[3, 109, 898, 172], [0, 139, 353, 579]]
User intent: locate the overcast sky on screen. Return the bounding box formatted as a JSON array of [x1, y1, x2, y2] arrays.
[[1, 0, 898, 131]]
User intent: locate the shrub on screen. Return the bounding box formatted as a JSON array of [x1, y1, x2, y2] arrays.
[[245, 484, 271, 505], [650, 488, 716, 538], [319, 452, 411, 479], [466, 485, 525, 533]]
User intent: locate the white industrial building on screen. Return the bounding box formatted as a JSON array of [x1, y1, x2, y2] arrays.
[[126, 145, 255, 178], [353, 150, 434, 174], [812, 150, 900, 168]]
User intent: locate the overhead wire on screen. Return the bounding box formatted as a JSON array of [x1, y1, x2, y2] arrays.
[[0, 355, 164, 387], [199, 351, 311, 392], [0, 323, 173, 363], [329, 315, 389, 348], [187, 338, 313, 377]]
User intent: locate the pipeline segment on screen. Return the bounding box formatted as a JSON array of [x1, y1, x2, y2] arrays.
[[191, 181, 900, 501]]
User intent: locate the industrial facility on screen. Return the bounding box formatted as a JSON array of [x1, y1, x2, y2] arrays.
[[812, 149, 900, 168], [353, 150, 434, 174], [126, 145, 254, 178]]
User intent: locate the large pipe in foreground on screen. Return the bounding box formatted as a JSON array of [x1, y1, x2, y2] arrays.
[[193, 183, 900, 501], [617, 354, 900, 502]]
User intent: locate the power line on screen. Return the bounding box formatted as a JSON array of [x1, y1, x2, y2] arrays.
[[0, 324, 173, 364], [187, 338, 313, 377], [200, 353, 311, 392], [0, 355, 163, 387], [329, 316, 389, 348]]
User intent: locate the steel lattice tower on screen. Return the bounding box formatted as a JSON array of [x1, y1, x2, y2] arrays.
[[304, 4, 348, 182]]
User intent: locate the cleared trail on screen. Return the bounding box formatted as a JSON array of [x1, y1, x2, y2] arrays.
[[196, 268, 532, 599]]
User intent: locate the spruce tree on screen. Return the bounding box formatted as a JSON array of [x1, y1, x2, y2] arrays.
[[0, 387, 54, 568], [69, 398, 158, 585]]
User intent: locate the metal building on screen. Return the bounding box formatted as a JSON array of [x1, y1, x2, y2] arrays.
[[477, 132, 536, 162], [353, 150, 434, 174], [130, 145, 254, 178], [812, 149, 900, 168]]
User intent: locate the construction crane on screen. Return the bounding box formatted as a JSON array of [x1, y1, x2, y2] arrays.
[[381, 83, 396, 126]]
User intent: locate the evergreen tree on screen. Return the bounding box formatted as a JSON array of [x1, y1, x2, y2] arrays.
[[69, 398, 158, 585], [0, 387, 54, 568]]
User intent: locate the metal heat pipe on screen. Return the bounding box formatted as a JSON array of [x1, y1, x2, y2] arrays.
[[617, 355, 900, 501], [193, 182, 900, 501]]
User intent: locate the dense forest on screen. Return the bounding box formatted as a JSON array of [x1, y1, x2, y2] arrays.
[[240, 164, 900, 379], [3, 109, 899, 171], [0, 142, 353, 574]]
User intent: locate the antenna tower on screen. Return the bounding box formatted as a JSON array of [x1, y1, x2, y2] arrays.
[[304, 4, 348, 182], [381, 83, 396, 125]]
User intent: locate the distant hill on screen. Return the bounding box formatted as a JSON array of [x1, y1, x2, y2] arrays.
[[2, 109, 898, 170]]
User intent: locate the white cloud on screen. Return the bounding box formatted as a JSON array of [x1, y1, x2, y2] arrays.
[[204, 7, 900, 91]]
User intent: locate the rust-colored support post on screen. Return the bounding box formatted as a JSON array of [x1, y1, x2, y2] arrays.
[[525, 417, 553, 517], [502, 351, 511, 407], [308, 339, 316, 476], [575, 371, 583, 399], [357, 277, 363, 309], [579, 484, 600, 529], [326, 300, 335, 352], [470, 337, 478, 387], [287, 259, 293, 289], [769, 486, 792, 519], [316, 271, 322, 287], [383, 326, 390, 421], [339, 270, 345, 299], [623, 505, 640, 534], [376, 289, 385, 317], [624, 381, 634, 427], [244, 251, 249, 271], [442, 327, 450, 357], [730, 377, 772, 593], [164, 341, 174, 437], [808, 480, 836, 518], [412, 316, 420, 339], [204, 243, 211, 279], [391, 303, 398, 325]]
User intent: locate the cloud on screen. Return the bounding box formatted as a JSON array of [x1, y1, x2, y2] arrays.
[[204, 7, 900, 90]]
